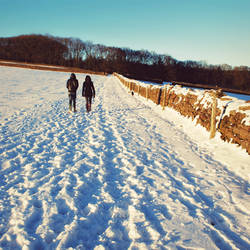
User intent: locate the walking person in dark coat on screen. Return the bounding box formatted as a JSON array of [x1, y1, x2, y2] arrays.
[[66, 73, 79, 112], [82, 75, 95, 112]]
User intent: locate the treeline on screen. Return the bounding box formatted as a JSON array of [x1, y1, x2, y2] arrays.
[[0, 34, 249, 91]]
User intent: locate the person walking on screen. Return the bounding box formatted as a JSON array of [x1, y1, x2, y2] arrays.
[[82, 75, 95, 112], [66, 73, 79, 112]]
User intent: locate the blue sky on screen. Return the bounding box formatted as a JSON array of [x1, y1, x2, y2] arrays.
[[1, 0, 250, 67]]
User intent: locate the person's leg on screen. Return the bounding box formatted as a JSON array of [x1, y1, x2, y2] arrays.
[[73, 94, 76, 112], [69, 94, 72, 111], [88, 96, 92, 111], [85, 97, 89, 112], [86, 97, 92, 112]]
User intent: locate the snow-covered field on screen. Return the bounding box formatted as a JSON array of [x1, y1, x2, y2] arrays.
[[0, 66, 249, 249]]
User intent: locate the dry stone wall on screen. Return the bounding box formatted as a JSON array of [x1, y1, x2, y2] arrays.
[[114, 73, 250, 154]]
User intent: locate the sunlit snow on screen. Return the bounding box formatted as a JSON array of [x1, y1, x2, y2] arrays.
[[0, 66, 249, 249]]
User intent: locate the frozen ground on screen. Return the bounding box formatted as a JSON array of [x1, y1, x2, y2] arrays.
[[0, 66, 249, 249]]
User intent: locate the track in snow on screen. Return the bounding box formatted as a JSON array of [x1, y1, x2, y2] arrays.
[[0, 73, 249, 249]]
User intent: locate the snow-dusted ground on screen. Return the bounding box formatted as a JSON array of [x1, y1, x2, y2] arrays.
[[0, 66, 249, 249], [0, 60, 67, 69]]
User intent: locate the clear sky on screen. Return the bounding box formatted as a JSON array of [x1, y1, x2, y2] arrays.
[[1, 0, 250, 67]]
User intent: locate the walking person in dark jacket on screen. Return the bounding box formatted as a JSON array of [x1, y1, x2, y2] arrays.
[[66, 73, 79, 112], [82, 75, 95, 112]]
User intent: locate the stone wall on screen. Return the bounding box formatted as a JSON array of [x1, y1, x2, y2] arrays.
[[114, 73, 250, 154]]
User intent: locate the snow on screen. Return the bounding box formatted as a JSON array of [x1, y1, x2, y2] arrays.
[[0, 60, 67, 69], [226, 92, 250, 101], [0, 66, 250, 249]]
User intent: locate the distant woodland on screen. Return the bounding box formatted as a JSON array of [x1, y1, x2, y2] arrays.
[[0, 34, 249, 91]]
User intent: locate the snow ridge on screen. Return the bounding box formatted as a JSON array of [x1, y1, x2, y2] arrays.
[[0, 67, 249, 249]]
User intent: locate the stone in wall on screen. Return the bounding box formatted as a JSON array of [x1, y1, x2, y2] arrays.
[[149, 88, 159, 104], [218, 110, 250, 153]]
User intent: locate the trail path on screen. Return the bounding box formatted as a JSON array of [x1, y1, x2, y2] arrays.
[[0, 69, 249, 249]]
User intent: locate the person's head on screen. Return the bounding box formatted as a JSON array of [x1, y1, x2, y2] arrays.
[[85, 75, 91, 82], [71, 73, 76, 79]]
